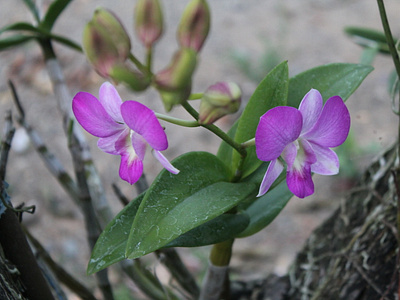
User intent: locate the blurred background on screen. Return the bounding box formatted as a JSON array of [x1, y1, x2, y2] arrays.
[[0, 0, 399, 298]]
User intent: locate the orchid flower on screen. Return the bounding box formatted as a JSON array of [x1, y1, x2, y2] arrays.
[[255, 89, 350, 198], [72, 82, 179, 184]]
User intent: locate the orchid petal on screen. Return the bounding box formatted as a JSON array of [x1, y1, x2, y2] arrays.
[[255, 107, 303, 162], [99, 82, 124, 123], [281, 142, 298, 169], [131, 131, 147, 161], [72, 91, 124, 137], [119, 154, 143, 185], [257, 159, 284, 197], [98, 128, 129, 154], [121, 101, 168, 151], [152, 150, 180, 174], [309, 142, 339, 175], [298, 89, 323, 134], [303, 96, 350, 148], [286, 163, 314, 198]]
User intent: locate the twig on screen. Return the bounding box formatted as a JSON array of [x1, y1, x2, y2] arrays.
[[112, 183, 129, 206], [23, 225, 98, 300], [0, 110, 15, 184], [156, 248, 200, 299], [9, 81, 80, 203]]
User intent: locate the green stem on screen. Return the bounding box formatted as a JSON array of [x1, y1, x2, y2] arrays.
[[241, 138, 255, 149], [188, 93, 203, 100], [129, 53, 148, 74], [209, 239, 234, 266], [146, 47, 153, 73], [155, 113, 200, 127], [182, 101, 247, 158], [377, 0, 400, 79]]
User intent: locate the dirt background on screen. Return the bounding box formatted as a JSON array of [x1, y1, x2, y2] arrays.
[[1, 0, 400, 298]]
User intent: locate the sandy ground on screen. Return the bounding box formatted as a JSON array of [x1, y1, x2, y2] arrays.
[[1, 0, 400, 298]]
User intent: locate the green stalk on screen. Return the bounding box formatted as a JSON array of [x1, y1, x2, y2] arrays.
[[188, 93, 203, 100], [182, 101, 247, 158], [155, 113, 200, 127], [129, 53, 148, 74]]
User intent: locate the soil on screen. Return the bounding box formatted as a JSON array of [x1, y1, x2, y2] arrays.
[[0, 0, 400, 299]]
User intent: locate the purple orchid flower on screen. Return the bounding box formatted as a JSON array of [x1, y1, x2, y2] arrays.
[[72, 82, 179, 184], [255, 89, 350, 198]]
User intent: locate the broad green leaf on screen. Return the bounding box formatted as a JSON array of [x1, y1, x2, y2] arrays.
[[165, 212, 249, 248], [0, 35, 36, 51], [237, 179, 293, 238], [40, 0, 73, 31], [232, 61, 289, 178], [87, 193, 144, 275], [126, 152, 255, 259], [288, 63, 373, 107]]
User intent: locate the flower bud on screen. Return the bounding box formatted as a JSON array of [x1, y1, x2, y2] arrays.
[[109, 65, 151, 92], [134, 0, 164, 48], [158, 85, 192, 112], [199, 82, 241, 124], [82, 8, 131, 78], [177, 0, 210, 52], [154, 48, 197, 91]]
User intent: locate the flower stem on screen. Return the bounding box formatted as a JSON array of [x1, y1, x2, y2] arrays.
[[155, 113, 200, 127], [146, 47, 153, 73], [129, 53, 148, 74], [182, 101, 247, 158], [188, 93, 203, 100], [241, 138, 255, 148]]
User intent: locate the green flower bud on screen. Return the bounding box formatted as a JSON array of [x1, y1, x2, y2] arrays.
[[199, 82, 241, 124], [82, 8, 131, 78], [154, 48, 197, 91], [109, 65, 151, 92], [158, 85, 192, 112], [177, 0, 210, 52], [134, 0, 164, 48]]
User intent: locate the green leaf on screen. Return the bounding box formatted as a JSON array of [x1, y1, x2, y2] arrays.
[[0, 22, 41, 35], [0, 35, 36, 50], [288, 63, 374, 107], [21, 0, 41, 23], [345, 26, 393, 54], [237, 179, 293, 238], [165, 212, 249, 247], [216, 120, 238, 172], [48, 33, 82, 52], [232, 60, 289, 178], [126, 152, 255, 259], [40, 0, 73, 31], [87, 193, 144, 275]]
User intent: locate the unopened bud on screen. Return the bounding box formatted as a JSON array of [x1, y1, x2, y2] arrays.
[[83, 8, 131, 78], [158, 86, 192, 112], [154, 48, 197, 91], [199, 82, 241, 124], [177, 0, 210, 52], [134, 0, 163, 48], [109, 65, 151, 92]]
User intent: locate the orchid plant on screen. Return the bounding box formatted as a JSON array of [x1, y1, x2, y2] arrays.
[[0, 0, 377, 299]]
